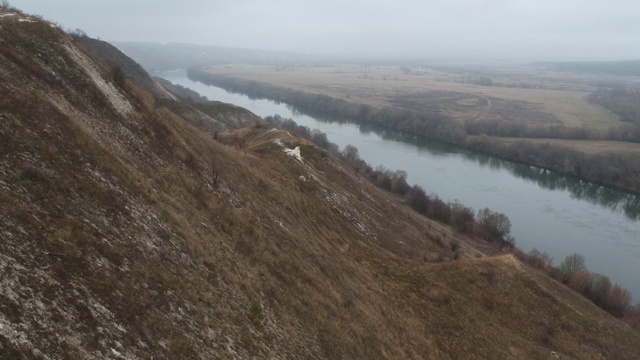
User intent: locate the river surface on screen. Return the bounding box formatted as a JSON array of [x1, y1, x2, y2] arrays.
[[161, 69, 640, 301]]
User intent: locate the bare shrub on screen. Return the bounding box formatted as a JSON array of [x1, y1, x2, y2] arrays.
[[559, 253, 587, 276]]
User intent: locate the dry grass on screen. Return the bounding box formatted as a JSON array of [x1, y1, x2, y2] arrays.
[[2, 10, 640, 359], [204, 64, 624, 131]]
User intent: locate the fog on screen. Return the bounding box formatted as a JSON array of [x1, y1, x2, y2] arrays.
[[11, 0, 640, 61]]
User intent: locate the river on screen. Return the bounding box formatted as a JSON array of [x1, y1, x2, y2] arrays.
[[161, 69, 640, 301]]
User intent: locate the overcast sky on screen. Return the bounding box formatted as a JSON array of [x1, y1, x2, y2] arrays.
[[11, 0, 640, 61]]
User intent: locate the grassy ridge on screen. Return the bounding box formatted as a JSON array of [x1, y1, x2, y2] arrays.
[[2, 7, 640, 358]]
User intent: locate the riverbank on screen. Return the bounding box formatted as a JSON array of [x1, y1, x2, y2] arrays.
[[262, 113, 637, 321], [188, 66, 640, 195], [162, 68, 640, 302]]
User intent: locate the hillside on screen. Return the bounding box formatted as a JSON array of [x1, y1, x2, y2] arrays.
[[1, 8, 640, 359], [73, 36, 261, 132], [71, 34, 175, 101]]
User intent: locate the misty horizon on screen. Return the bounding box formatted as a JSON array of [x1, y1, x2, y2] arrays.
[[11, 0, 640, 62]]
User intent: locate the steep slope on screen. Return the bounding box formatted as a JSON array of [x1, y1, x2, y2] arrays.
[[72, 35, 176, 101], [1, 9, 640, 359], [75, 36, 260, 132]]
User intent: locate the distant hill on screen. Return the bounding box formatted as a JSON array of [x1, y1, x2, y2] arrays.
[[533, 59, 640, 76], [1, 6, 640, 359], [113, 42, 316, 72]]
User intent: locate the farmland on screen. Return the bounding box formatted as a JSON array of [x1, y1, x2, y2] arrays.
[[204, 64, 626, 131], [197, 63, 640, 157]]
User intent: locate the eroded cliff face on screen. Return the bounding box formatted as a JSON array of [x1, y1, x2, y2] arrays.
[[1, 8, 640, 360]]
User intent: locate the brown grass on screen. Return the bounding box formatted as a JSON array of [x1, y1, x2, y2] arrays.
[[2, 11, 640, 359], [203, 64, 624, 131]]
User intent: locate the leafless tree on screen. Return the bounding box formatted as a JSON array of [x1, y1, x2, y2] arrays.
[[559, 253, 586, 275]]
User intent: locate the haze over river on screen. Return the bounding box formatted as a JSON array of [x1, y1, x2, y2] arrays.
[[162, 69, 640, 301]]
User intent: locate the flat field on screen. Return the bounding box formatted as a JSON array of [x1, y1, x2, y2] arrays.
[[204, 64, 624, 130], [202, 64, 640, 153]]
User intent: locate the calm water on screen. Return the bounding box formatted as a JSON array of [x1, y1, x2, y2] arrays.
[[161, 69, 640, 301]]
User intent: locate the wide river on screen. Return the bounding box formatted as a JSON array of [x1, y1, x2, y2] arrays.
[[161, 69, 640, 301]]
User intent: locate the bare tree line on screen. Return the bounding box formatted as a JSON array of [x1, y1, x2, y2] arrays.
[[189, 68, 640, 194]]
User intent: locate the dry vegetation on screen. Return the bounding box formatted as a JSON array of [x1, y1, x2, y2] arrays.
[[496, 137, 640, 155], [204, 64, 626, 131], [2, 8, 640, 359]]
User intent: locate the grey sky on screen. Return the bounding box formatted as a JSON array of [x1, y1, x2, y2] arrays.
[[11, 0, 640, 61]]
